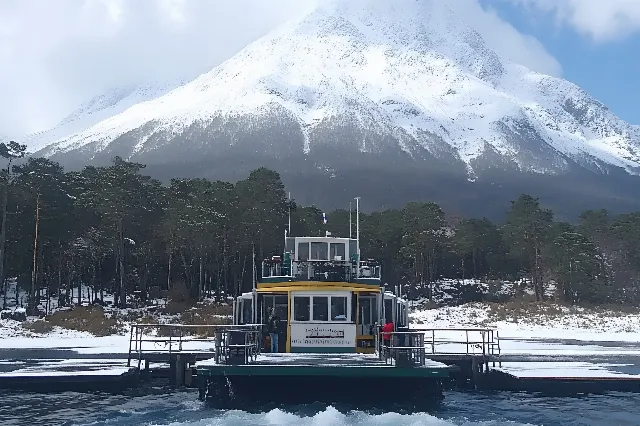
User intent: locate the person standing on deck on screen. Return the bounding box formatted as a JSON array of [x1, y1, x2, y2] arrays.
[[268, 309, 280, 353], [381, 319, 394, 346]]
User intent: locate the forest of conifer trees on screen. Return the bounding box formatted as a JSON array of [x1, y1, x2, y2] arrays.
[[1, 141, 639, 313]]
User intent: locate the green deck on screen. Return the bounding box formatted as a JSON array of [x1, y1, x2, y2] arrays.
[[196, 353, 451, 378]]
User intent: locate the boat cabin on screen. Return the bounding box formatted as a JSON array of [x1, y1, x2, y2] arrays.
[[232, 235, 409, 354]]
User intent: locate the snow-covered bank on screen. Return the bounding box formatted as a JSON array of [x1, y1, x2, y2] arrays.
[[411, 302, 640, 337], [411, 302, 640, 358]]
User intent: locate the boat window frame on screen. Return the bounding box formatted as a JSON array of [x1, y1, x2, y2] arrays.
[[312, 295, 329, 321], [310, 242, 329, 261], [331, 295, 348, 321], [329, 242, 346, 261], [293, 295, 311, 321], [290, 291, 353, 324], [297, 242, 310, 261]]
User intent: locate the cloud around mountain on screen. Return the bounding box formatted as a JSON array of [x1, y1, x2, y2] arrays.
[[1, 0, 561, 138]]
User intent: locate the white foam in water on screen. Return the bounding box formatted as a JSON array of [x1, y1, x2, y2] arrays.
[[147, 406, 536, 426]]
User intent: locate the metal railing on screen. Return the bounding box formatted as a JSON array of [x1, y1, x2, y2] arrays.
[[127, 323, 264, 367], [380, 331, 427, 367], [408, 327, 501, 357], [374, 327, 501, 365]]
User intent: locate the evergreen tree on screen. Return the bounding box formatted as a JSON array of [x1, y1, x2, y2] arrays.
[[0, 141, 26, 307], [503, 195, 553, 301]]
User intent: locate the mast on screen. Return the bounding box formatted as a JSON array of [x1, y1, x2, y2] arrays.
[[285, 192, 291, 250], [252, 243, 257, 324], [288, 192, 291, 236], [349, 201, 352, 239], [355, 196, 361, 263]]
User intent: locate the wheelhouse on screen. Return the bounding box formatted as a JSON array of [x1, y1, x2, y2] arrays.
[[233, 233, 409, 354]]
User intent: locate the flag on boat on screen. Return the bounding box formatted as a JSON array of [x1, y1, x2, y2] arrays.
[[322, 212, 327, 225]]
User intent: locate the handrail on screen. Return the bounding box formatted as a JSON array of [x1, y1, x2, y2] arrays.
[[374, 327, 501, 361], [379, 331, 426, 366], [127, 323, 265, 367]]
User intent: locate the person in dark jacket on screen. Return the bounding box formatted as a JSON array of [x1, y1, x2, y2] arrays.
[[268, 309, 280, 353]]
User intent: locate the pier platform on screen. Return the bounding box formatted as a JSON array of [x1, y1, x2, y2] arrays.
[[484, 361, 640, 394], [0, 359, 142, 392]]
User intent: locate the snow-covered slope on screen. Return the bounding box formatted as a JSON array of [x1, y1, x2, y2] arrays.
[[25, 80, 187, 153], [36, 0, 640, 176]]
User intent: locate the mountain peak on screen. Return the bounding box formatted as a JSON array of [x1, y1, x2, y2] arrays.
[[288, 0, 504, 84], [34, 0, 639, 178]]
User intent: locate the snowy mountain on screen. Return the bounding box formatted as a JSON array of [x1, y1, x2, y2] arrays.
[[35, 0, 640, 177], [25, 80, 187, 153], [33, 0, 640, 217]]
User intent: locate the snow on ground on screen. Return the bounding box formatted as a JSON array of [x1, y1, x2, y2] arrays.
[[0, 321, 219, 355], [411, 302, 640, 358], [411, 302, 640, 337], [0, 359, 135, 377], [2, 275, 640, 366], [495, 362, 640, 379]]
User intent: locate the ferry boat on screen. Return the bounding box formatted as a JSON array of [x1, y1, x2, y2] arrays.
[[232, 200, 409, 355], [195, 200, 450, 407]]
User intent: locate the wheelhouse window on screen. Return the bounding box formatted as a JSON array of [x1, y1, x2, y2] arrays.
[[291, 293, 352, 323], [329, 243, 346, 260], [312, 296, 329, 321], [242, 299, 252, 324], [297, 242, 310, 261], [310, 242, 328, 260], [293, 296, 310, 321], [331, 296, 347, 321]]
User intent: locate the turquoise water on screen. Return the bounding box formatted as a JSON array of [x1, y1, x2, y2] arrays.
[[1, 387, 639, 426]]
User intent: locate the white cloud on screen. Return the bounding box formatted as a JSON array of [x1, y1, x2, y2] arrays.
[[513, 0, 640, 41], [448, 0, 562, 77], [0, 0, 561, 138]]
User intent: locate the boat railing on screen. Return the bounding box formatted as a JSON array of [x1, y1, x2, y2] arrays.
[[410, 327, 501, 358], [380, 331, 427, 367], [127, 323, 264, 367], [375, 327, 501, 364]]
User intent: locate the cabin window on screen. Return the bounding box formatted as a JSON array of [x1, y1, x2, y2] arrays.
[[297, 242, 310, 261], [312, 296, 329, 321], [329, 243, 346, 260], [332, 296, 347, 321], [310, 242, 328, 260], [293, 296, 310, 321], [242, 298, 252, 324]]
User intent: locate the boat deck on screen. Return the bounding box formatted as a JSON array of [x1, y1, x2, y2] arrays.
[[196, 352, 450, 377]]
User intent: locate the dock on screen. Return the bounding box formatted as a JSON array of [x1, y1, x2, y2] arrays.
[[485, 361, 640, 394], [4, 322, 639, 399], [0, 358, 141, 392]]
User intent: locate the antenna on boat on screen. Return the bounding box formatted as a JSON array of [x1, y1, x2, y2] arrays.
[[354, 196, 361, 261], [251, 243, 257, 324], [285, 192, 291, 250], [288, 192, 291, 236], [349, 201, 352, 239]]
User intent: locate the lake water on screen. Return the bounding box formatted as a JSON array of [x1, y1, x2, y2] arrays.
[[1, 385, 638, 426]]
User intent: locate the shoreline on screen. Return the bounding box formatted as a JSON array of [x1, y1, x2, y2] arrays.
[[2, 300, 640, 397]]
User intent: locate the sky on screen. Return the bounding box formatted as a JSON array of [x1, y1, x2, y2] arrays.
[[1, 0, 639, 141]]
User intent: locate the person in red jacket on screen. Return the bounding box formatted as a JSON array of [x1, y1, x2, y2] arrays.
[[381, 319, 394, 346]]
